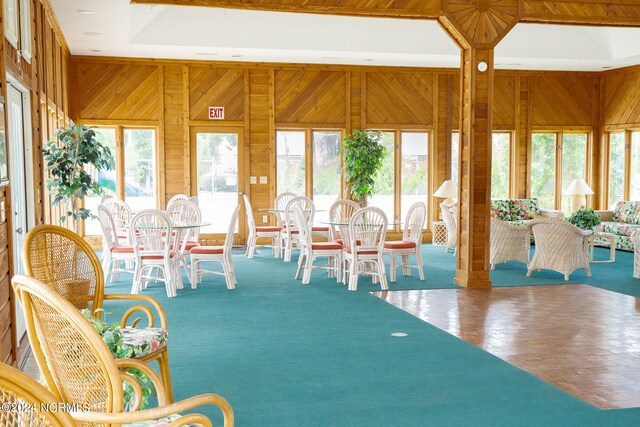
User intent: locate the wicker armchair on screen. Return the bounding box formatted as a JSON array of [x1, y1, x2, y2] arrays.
[[490, 217, 531, 269], [632, 230, 640, 279], [0, 362, 75, 426], [11, 275, 233, 427], [527, 219, 592, 281], [23, 224, 175, 403], [440, 202, 457, 255]]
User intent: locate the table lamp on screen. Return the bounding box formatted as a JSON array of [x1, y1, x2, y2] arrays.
[[565, 178, 594, 212], [434, 180, 458, 206]]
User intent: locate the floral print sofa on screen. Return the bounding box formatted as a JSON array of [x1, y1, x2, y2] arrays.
[[490, 198, 562, 224], [595, 201, 640, 251]]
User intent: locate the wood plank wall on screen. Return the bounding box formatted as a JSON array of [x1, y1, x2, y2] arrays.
[[0, 0, 71, 367], [70, 58, 604, 237]]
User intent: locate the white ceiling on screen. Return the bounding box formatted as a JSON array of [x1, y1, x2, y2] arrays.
[[51, 0, 640, 71]]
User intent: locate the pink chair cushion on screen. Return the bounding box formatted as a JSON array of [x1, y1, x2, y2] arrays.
[[384, 241, 417, 249], [111, 246, 134, 253], [190, 246, 224, 255], [311, 242, 342, 250], [343, 247, 380, 255], [256, 226, 281, 232], [141, 251, 176, 260], [312, 226, 329, 232]]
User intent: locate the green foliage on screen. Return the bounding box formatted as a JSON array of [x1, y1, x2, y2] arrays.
[[565, 207, 601, 230], [342, 130, 387, 203], [43, 122, 115, 227], [81, 309, 155, 410]]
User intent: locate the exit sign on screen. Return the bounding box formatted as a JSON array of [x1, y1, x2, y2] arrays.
[[208, 106, 224, 120]]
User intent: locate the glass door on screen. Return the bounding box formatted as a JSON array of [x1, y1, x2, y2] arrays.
[[191, 127, 244, 242]]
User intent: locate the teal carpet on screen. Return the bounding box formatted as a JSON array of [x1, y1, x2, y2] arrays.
[[102, 245, 640, 426]]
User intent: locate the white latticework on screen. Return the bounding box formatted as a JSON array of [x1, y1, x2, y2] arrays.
[[490, 218, 531, 269], [527, 219, 592, 281], [631, 230, 640, 279]]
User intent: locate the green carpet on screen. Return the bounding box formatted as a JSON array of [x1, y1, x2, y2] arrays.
[[102, 245, 640, 426]]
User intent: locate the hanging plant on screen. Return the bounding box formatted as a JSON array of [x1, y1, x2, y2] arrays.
[[341, 130, 386, 206], [43, 121, 114, 231]]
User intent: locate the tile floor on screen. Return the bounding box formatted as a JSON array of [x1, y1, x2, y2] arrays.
[[374, 284, 640, 409]]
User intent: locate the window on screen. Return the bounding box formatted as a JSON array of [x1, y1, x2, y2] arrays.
[[530, 133, 557, 209], [491, 133, 511, 199], [195, 131, 239, 234], [82, 126, 157, 236], [276, 129, 342, 222], [608, 132, 625, 208], [370, 131, 429, 227], [530, 131, 589, 212], [630, 132, 640, 201], [276, 131, 305, 196]]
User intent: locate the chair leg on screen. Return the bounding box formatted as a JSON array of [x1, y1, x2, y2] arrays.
[[303, 254, 313, 284], [157, 349, 174, 403], [402, 255, 410, 276], [295, 252, 305, 280], [348, 259, 358, 291], [415, 250, 425, 281], [526, 269, 533, 277], [247, 236, 256, 259], [190, 257, 198, 289], [378, 254, 389, 291], [389, 255, 397, 283]]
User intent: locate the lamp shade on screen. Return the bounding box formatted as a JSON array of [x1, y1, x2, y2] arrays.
[[434, 180, 458, 199], [564, 178, 594, 195]]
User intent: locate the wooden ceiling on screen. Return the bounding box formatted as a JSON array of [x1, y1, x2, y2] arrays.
[[131, 0, 640, 27]]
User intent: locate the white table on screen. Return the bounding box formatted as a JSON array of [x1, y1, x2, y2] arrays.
[[432, 221, 447, 246], [587, 232, 616, 263]]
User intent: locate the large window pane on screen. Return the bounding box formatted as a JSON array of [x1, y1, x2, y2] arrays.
[[451, 131, 459, 183], [491, 133, 510, 199], [531, 133, 556, 209], [401, 132, 428, 225], [85, 127, 116, 235], [312, 131, 341, 223], [369, 132, 395, 224], [124, 129, 156, 213], [196, 132, 238, 233], [561, 133, 587, 214], [631, 132, 640, 201], [277, 131, 305, 196], [608, 132, 625, 208]]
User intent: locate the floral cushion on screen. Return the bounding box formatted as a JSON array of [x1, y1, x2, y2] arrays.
[[124, 415, 201, 426], [118, 327, 168, 359], [612, 201, 640, 225], [511, 198, 540, 220], [595, 222, 640, 238], [490, 199, 512, 221]]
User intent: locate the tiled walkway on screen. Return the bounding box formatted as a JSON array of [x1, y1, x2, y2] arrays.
[[374, 285, 640, 409]]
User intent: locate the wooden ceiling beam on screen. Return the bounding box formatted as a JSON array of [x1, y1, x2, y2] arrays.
[[522, 1, 640, 27], [130, 0, 443, 19]]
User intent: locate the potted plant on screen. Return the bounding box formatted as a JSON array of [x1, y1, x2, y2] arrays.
[[565, 207, 601, 230], [341, 130, 387, 206], [43, 121, 115, 232]]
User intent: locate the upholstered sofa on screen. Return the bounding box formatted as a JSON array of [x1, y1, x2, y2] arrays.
[[490, 198, 563, 224], [595, 201, 640, 251]]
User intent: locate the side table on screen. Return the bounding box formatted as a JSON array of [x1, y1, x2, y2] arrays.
[[432, 221, 447, 246], [587, 232, 616, 263]]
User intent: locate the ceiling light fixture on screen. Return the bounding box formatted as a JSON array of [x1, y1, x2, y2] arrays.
[[85, 32, 101, 36], [90, 49, 101, 53], [231, 54, 243, 58], [363, 59, 375, 62], [602, 66, 613, 69], [78, 10, 96, 15], [196, 52, 217, 56]]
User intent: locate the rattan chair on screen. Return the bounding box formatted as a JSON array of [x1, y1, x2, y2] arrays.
[[328, 199, 360, 244], [23, 224, 175, 403], [342, 207, 389, 291], [282, 196, 315, 262], [383, 202, 426, 282], [97, 204, 137, 283], [0, 362, 75, 427], [12, 275, 234, 427], [527, 219, 592, 281], [292, 205, 342, 284], [166, 200, 202, 278], [631, 229, 640, 279], [490, 217, 531, 269], [190, 205, 240, 290], [166, 193, 189, 209], [102, 197, 132, 245], [243, 194, 281, 258]]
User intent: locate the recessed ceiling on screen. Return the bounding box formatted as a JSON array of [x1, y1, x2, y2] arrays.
[[51, 0, 640, 71]]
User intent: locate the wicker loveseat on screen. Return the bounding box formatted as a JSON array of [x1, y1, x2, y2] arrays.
[[595, 201, 640, 251], [490, 198, 563, 224]]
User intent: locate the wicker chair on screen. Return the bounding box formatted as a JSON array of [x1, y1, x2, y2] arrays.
[[282, 196, 315, 262], [440, 202, 457, 255], [0, 362, 75, 427], [97, 204, 136, 283], [23, 224, 175, 403], [490, 217, 531, 269], [101, 197, 132, 245], [166, 200, 203, 278], [166, 193, 189, 209], [11, 275, 234, 427], [328, 199, 360, 245], [383, 202, 426, 282], [527, 219, 592, 281], [243, 194, 281, 258], [632, 229, 640, 279]]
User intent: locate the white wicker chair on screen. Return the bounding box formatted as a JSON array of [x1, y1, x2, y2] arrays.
[[490, 217, 531, 269], [440, 202, 457, 255], [527, 219, 592, 281], [631, 230, 640, 279], [383, 202, 426, 281]]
